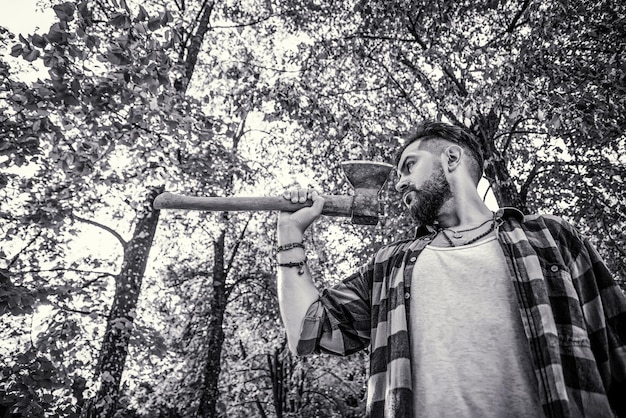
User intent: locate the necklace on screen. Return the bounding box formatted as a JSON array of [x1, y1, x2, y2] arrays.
[[437, 213, 497, 247], [439, 221, 496, 247], [442, 216, 494, 239]]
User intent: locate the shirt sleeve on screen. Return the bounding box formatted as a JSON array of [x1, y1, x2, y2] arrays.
[[578, 238, 626, 416], [296, 257, 375, 356], [557, 218, 626, 416]]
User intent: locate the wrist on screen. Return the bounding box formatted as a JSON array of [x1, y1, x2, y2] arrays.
[[277, 224, 304, 244], [277, 247, 306, 264]]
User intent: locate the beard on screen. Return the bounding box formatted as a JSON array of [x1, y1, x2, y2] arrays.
[[404, 165, 452, 226]]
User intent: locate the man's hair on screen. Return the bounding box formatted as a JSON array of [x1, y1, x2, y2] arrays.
[[395, 121, 485, 183]]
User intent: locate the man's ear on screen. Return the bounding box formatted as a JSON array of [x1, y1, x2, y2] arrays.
[[443, 145, 463, 172]]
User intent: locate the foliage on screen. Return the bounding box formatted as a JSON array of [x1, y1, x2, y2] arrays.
[[1, 0, 625, 416]]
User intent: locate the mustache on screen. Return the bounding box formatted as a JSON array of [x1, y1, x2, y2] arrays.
[[402, 187, 419, 206]]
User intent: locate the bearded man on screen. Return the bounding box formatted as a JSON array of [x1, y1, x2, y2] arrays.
[[276, 121, 626, 418]]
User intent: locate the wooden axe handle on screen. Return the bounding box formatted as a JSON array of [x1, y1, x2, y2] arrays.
[[154, 192, 362, 218]]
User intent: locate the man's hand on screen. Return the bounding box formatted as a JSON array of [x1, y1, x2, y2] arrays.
[[277, 188, 325, 241]]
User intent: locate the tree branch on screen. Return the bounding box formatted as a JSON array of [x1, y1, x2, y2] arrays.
[[318, 85, 387, 97], [481, 0, 532, 48], [498, 117, 534, 155], [599, 217, 626, 257], [7, 230, 43, 269], [51, 300, 107, 317], [225, 216, 251, 277], [397, 51, 461, 124], [227, 275, 273, 302], [310, 370, 361, 396], [183, 0, 216, 90], [504, 0, 532, 34], [405, 15, 468, 96], [441, 65, 468, 96], [369, 53, 420, 111], [482, 183, 493, 203], [344, 33, 420, 44], [519, 159, 541, 203], [406, 15, 428, 49], [210, 13, 283, 29], [71, 214, 127, 249], [13, 267, 117, 278], [179, 0, 210, 64], [173, 0, 184, 12]]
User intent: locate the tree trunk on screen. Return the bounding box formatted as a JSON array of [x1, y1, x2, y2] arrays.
[[81, 185, 163, 418], [268, 347, 284, 418], [178, 1, 215, 92], [483, 153, 528, 213], [196, 227, 228, 417], [194, 113, 248, 416], [472, 108, 529, 213], [267, 341, 295, 417]]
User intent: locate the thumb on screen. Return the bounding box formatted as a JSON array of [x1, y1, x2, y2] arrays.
[[309, 190, 325, 215]]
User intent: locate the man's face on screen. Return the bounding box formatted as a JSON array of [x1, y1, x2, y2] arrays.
[[395, 140, 452, 225]]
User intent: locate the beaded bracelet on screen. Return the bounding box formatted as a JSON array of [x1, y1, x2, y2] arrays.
[[278, 257, 308, 275], [277, 242, 305, 252]]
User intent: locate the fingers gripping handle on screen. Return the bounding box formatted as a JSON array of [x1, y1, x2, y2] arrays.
[[153, 192, 381, 224]]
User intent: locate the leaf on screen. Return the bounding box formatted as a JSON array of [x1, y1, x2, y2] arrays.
[[31, 34, 47, 48], [109, 13, 131, 29], [133, 22, 147, 34], [23, 49, 40, 62], [120, 0, 130, 13], [106, 51, 129, 65], [147, 16, 162, 31], [53, 2, 76, 22], [47, 23, 68, 44], [162, 10, 174, 24], [549, 114, 561, 129], [537, 109, 545, 121], [63, 94, 80, 107], [10, 44, 23, 57], [71, 78, 81, 94], [137, 5, 149, 22], [85, 35, 99, 49]]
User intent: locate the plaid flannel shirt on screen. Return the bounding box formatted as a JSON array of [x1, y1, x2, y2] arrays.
[[296, 208, 626, 417]]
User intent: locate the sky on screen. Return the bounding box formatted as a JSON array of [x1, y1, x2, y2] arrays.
[[0, 0, 55, 37]]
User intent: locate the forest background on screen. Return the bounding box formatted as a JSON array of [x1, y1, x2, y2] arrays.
[[1, 0, 625, 416]]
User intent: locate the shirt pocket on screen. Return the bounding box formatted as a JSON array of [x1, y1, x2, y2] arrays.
[[544, 264, 593, 356]]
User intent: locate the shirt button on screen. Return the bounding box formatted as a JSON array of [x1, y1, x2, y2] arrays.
[[550, 265, 559, 272], [404, 292, 410, 299], [409, 256, 417, 262]]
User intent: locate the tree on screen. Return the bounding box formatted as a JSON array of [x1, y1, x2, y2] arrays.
[[2, 0, 238, 414], [264, 0, 626, 284], [2, 0, 625, 416]]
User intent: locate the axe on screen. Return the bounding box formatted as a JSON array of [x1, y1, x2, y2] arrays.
[[153, 161, 394, 225]]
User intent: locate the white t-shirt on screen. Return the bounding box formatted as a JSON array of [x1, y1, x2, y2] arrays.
[[410, 236, 545, 417]]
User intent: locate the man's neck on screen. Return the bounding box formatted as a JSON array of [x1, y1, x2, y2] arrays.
[[435, 195, 493, 230]]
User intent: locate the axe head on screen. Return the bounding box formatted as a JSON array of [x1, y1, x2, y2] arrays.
[[341, 160, 394, 225]]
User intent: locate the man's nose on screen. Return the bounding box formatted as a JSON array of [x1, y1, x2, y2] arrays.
[[395, 176, 408, 193]]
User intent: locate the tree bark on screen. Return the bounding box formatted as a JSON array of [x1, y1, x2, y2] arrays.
[[81, 185, 164, 418], [472, 109, 529, 213], [268, 347, 284, 418], [483, 151, 528, 212], [180, 1, 215, 91], [195, 114, 248, 416], [196, 227, 227, 417]]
